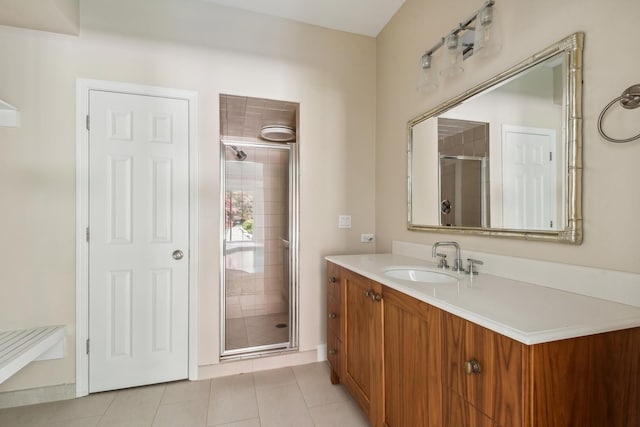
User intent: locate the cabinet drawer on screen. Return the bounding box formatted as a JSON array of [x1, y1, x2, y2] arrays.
[[443, 313, 523, 426], [444, 389, 495, 427]]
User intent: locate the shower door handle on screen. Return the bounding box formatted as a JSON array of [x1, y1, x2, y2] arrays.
[[172, 250, 184, 260]]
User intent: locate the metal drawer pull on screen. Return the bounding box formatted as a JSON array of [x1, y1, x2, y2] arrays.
[[328, 312, 337, 319], [363, 289, 382, 302], [329, 276, 337, 283], [464, 359, 482, 375], [328, 349, 337, 356]]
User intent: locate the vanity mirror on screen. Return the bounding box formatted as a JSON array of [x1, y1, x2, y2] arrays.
[[408, 32, 583, 243]]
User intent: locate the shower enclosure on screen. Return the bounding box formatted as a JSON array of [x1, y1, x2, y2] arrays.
[[220, 141, 298, 358]]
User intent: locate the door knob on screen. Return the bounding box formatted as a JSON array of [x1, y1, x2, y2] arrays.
[[172, 250, 184, 260]]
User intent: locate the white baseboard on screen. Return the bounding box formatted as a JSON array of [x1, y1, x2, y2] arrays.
[[0, 383, 75, 409], [198, 349, 318, 379], [316, 344, 327, 362]]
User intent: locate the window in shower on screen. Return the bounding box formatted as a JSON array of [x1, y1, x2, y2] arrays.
[[219, 94, 298, 358]]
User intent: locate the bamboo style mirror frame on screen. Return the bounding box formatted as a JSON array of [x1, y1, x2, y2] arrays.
[[408, 32, 583, 244]]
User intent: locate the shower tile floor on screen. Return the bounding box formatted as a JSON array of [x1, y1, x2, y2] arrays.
[[225, 312, 289, 350], [0, 362, 369, 427]]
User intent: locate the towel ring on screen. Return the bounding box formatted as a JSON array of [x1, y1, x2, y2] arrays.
[[597, 84, 640, 143]]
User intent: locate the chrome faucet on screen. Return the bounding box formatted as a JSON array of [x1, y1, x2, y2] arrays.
[[432, 241, 463, 272]]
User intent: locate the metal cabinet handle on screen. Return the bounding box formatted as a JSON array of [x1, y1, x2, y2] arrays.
[[328, 312, 337, 319], [464, 359, 482, 375], [172, 250, 184, 260], [329, 276, 337, 283], [363, 289, 381, 302], [328, 349, 337, 356]]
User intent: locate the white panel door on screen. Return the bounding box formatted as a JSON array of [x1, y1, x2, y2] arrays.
[[502, 125, 556, 230], [88, 90, 189, 392]]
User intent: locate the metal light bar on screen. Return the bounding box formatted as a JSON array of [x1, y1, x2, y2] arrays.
[[422, 0, 495, 59]]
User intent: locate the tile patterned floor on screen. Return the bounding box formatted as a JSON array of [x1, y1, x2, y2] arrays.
[[0, 362, 369, 427], [225, 313, 289, 350]]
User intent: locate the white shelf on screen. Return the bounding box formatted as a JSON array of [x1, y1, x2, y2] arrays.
[[0, 326, 66, 384], [0, 99, 20, 127]]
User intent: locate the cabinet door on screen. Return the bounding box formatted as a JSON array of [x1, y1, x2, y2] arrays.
[[342, 270, 383, 426], [383, 286, 442, 427], [529, 327, 640, 427], [443, 313, 523, 427], [445, 390, 496, 427]]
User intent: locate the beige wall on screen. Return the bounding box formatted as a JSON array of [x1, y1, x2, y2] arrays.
[[376, 0, 640, 274], [0, 0, 376, 392]]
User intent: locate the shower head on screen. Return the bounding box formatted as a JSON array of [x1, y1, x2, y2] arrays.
[[230, 146, 247, 161]]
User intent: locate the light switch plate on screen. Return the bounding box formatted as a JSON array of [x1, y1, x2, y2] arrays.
[[338, 215, 352, 229]]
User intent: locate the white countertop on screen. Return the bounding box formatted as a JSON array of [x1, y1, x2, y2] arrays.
[[325, 253, 640, 345]]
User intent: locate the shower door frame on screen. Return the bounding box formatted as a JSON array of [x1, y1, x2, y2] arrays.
[[438, 154, 489, 228], [219, 140, 299, 359]]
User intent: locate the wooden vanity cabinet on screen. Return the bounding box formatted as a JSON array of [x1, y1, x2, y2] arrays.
[[327, 262, 640, 427], [382, 286, 442, 427], [341, 268, 383, 426]]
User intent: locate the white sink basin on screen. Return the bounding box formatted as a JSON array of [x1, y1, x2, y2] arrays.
[[383, 267, 457, 284]]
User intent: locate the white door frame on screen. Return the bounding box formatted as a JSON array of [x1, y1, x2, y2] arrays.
[[75, 79, 198, 397]]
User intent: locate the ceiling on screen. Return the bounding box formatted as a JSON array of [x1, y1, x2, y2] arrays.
[[438, 118, 486, 141], [201, 0, 406, 37], [220, 94, 298, 141], [0, 0, 79, 35], [0, 0, 405, 38]]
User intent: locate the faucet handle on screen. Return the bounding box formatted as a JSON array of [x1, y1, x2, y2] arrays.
[[436, 253, 449, 269], [466, 258, 484, 275]]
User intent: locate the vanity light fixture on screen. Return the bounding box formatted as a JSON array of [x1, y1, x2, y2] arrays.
[[417, 0, 498, 92]]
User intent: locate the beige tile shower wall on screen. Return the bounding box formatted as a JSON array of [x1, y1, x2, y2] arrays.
[[262, 148, 289, 316], [376, 0, 640, 274], [0, 0, 376, 393]]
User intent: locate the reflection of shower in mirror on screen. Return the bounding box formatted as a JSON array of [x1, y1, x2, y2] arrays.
[[230, 146, 247, 161]]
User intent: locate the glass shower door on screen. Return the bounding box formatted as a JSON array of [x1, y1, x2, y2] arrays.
[[221, 142, 294, 356]]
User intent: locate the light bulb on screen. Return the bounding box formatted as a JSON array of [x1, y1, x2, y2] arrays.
[[440, 34, 464, 77], [473, 5, 501, 57], [417, 53, 438, 92]]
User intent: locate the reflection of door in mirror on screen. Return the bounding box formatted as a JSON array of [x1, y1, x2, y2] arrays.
[[501, 125, 557, 230], [438, 118, 490, 227]]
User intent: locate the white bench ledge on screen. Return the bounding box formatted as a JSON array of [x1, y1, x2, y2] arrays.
[[0, 326, 66, 384]]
